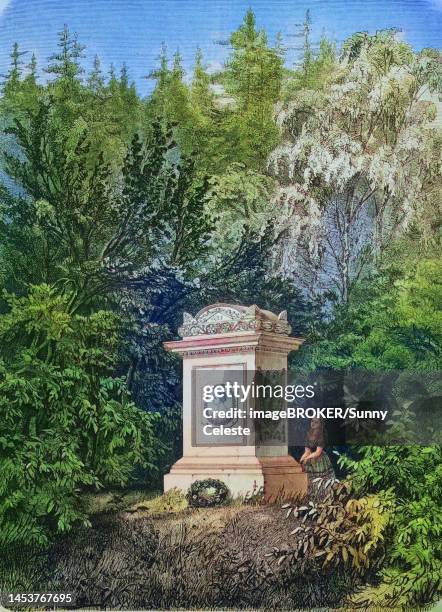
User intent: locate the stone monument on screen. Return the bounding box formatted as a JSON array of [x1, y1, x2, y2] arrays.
[[163, 303, 308, 500]]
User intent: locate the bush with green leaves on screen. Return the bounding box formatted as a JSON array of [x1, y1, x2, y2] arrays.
[[271, 481, 391, 580], [0, 285, 159, 547], [292, 257, 442, 607], [338, 445, 442, 607]]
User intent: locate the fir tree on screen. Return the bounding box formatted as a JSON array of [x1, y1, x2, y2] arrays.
[[107, 62, 119, 96], [223, 9, 284, 167], [87, 54, 104, 91], [302, 9, 313, 74], [157, 43, 170, 89], [108, 63, 117, 83], [226, 9, 283, 109], [46, 24, 85, 83], [146, 43, 169, 89], [191, 47, 213, 114], [171, 50, 184, 80], [120, 62, 129, 90], [2, 42, 27, 94], [26, 53, 38, 83]]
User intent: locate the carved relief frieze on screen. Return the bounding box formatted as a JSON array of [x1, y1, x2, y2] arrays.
[[178, 303, 291, 337]]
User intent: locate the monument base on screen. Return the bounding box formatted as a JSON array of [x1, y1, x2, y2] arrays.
[[164, 455, 307, 501], [259, 456, 307, 502]]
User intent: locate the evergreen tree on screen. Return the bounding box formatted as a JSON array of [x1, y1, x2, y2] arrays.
[[25, 53, 38, 84], [146, 46, 200, 156], [1, 98, 211, 309], [226, 9, 283, 111], [118, 62, 138, 108], [2, 42, 27, 94], [156, 42, 170, 89], [46, 25, 85, 84], [108, 62, 117, 86], [146, 43, 169, 106], [120, 62, 129, 90], [191, 47, 213, 115], [284, 11, 337, 94], [171, 50, 184, 80], [1, 44, 41, 113], [167, 50, 193, 131], [222, 9, 284, 168], [87, 54, 104, 91], [302, 9, 313, 74]]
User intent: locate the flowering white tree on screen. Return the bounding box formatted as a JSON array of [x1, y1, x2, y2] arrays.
[[268, 33, 441, 302]]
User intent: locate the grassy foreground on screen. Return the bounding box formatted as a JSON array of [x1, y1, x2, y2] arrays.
[[2, 487, 440, 611], [1, 489, 359, 610]]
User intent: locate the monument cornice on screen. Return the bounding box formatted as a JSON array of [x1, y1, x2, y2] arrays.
[[164, 330, 304, 358]]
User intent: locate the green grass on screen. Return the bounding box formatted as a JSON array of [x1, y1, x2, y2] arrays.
[[126, 487, 188, 515], [81, 488, 161, 515]]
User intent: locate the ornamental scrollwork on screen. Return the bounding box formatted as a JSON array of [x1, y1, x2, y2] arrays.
[[178, 303, 291, 337]]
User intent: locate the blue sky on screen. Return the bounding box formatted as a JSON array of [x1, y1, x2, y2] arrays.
[[0, 0, 441, 96]]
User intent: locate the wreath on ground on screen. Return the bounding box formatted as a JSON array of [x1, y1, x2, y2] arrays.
[[187, 479, 230, 508]]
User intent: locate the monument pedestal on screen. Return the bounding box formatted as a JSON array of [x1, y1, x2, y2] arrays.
[[165, 456, 307, 502], [164, 455, 266, 498], [164, 304, 308, 501]]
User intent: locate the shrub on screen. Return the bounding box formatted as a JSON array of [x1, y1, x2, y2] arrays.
[[0, 285, 160, 548], [268, 480, 391, 579], [339, 446, 442, 607]]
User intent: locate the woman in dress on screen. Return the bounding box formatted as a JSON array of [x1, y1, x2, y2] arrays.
[[300, 418, 335, 500]]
